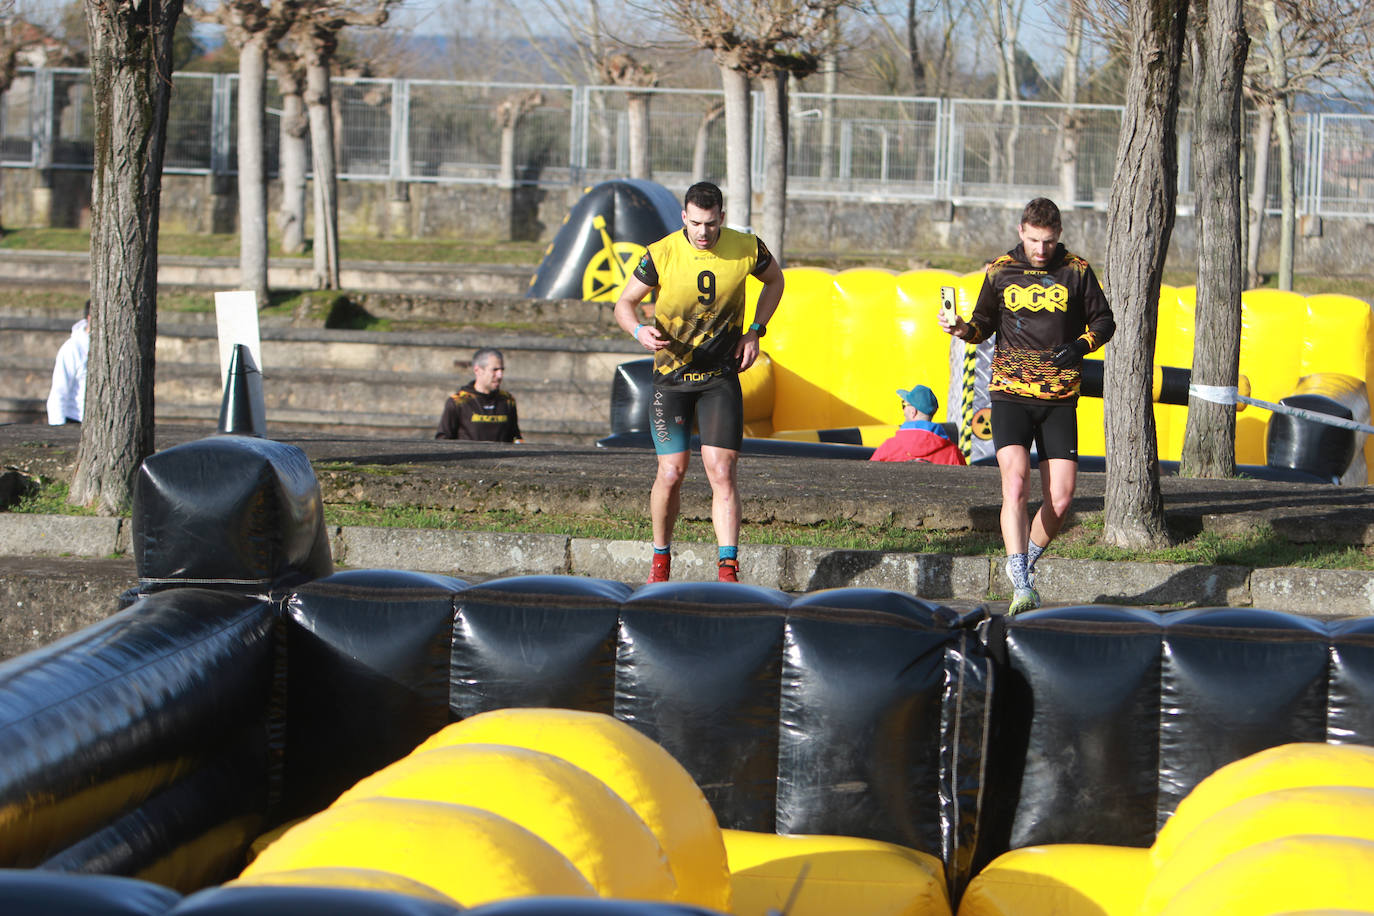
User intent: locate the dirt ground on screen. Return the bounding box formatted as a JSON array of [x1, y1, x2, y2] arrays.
[[5, 422, 1374, 548]]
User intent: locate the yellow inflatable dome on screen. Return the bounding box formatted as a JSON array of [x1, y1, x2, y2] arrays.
[[241, 796, 594, 906], [1151, 743, 1374, 865], [413, 707, 732, 912], [230, 866, 456, 903], [332, 742, 677, 901], [1155, 835, 1374, 916], [1141, 786, 1374, 914], [959, 743, 1374, 916]]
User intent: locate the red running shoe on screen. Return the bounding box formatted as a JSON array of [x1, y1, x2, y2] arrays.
[[717, 558, 740, 583], [647, 552, 671, 583]]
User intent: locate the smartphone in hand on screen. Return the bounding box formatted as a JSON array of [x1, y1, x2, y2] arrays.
[[940, 286, 957, 325]]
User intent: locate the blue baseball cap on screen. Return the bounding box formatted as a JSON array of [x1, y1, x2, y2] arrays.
[[897, 385, 939, 416]]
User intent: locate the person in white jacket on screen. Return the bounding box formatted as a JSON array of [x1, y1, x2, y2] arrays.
[[46, 302, 90, 425]]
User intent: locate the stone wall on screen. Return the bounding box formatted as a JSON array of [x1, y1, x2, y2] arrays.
[[5, 165, 1369, 277]]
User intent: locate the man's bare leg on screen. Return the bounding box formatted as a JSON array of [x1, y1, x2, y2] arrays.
[[701, 445, 741, 580]]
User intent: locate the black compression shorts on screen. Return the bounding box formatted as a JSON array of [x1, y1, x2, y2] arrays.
[[991, 399, 1079, 461], [651, 375, 744, 455]]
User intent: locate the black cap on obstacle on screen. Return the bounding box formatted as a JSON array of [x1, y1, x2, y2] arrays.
[[217, 343, 266, 437]]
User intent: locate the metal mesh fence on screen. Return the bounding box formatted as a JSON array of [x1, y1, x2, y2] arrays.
[[3, 66, 1371, 220]]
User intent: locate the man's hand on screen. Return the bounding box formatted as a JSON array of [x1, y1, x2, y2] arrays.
[[636, 324, 669, 352], [938, 307, 968, 340], [736, 329, 761, 372], [1051, 338, 1090, 368]]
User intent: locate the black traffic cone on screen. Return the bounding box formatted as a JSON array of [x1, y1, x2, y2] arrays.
[[217, 343, 266, 436]]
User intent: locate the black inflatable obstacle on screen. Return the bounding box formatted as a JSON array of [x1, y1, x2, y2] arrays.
[[527, 180, 682, 301], [599, 357, 873, 459], [973, 605, 1374, 877], [0, 589, 278, 890], [1266, 392, 1360, 483], [133, 436, 333, 594]]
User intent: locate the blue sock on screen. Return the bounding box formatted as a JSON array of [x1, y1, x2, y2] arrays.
[[653, 544, 670, 555], [718, 545, 738, 562]]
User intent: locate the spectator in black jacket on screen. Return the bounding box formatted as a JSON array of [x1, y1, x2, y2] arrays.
[[435, 347, 523, 442]]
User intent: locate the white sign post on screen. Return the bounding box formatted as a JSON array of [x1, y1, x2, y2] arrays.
[[214, 290, 263, 391]]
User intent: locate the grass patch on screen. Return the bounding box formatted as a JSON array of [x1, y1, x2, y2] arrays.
[[0, 228, 547, 266], [321, 495, 1374, 569], [9, 474, 1373, 570], [6, 480, 101, 517]]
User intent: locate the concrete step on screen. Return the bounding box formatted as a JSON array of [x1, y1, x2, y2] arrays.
[[1, 315, 636, 440], [0, 250, 536, 296]]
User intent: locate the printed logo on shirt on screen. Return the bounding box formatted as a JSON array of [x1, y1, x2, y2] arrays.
[[1003, 280, 1069, 313]]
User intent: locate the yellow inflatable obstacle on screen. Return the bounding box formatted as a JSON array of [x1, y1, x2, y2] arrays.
[[331, 743, 677, 901], [241, 708, 954, 916], [958, 742, 1374, 916], [733, 267, 1373, 478]]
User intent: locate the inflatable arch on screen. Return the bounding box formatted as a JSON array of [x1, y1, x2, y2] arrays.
[[4, 435, 1374, 914]]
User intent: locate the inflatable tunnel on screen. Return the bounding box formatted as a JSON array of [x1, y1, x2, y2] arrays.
[[6, 434, 1374, 914], [527, 180, 682, 301]]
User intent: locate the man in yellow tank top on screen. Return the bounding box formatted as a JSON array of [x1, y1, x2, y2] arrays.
[[613, 182, 785, 584]]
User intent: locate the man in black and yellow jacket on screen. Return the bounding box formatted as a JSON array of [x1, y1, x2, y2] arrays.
[[435, 347, 523, 443], [613, 181, 785, 585], [940, 197, 1115, 615]]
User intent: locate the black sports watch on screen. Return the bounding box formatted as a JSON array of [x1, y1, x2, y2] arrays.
[[748, 322, 767, 337]]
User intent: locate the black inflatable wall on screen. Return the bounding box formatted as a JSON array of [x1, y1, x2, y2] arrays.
[[282, 569, 468, 817], [974, 605, 1374, 876], [285, 572, 989, 892], [0, 589, 278, 890], [133, 436, 332, 594], [527, 180, 681, 301]]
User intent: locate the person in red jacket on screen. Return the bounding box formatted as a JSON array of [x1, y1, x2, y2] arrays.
[[870, 385, 967, 466]]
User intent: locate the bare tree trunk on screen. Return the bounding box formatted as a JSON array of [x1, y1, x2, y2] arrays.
[[1246, 106, 1274, 288], [691, 101, 724, 182], [305, 54, 339, 289], [277, 75, 309, 255], [1057, 10, 1082, 205], [1181, 0, 1248, 479], [759, 69, 787, 263], [1259, 0, 1295, 291], [1102, 0, 1188, 549], [905, 0, 924, 94], [720, 64, 753, 229], [73, 0, 183, 514], [819, 35, 839, 181], [626, 91, 651, 179], [1273, 96, 1296, 290], [238, 35, 269, 308]]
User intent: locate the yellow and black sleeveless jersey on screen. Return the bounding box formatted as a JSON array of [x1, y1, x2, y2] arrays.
[[965, 243, 1115, 402], [633, 228, 774, 389]]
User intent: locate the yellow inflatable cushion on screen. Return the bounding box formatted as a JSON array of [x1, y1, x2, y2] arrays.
[[722, 829, 950, 916], [241, 796, 594, 907], [332, 743, 676, 901], [229, 866, 456, 904], [1157, 835, 1374, 916], [956, 844, 1150, 916], [413, 708, 730, 912], [1152, 743, 1374, 866], [1141, 786, 1374, 914]]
